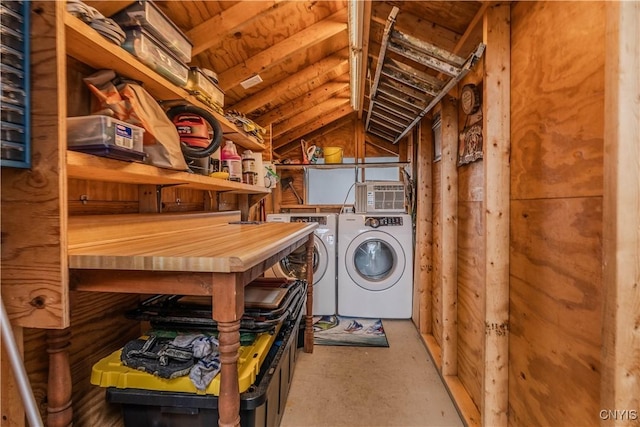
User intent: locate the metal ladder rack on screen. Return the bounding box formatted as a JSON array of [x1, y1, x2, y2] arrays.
[[365, 6, 485, 144]]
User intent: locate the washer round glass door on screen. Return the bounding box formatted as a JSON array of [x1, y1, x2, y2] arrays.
[[278, 238, 328, 285], [345, 231, 406, 291]]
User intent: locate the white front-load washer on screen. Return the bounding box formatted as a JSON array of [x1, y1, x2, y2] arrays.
[[266, 213, 337, 315], [338, 213, 413, 318]]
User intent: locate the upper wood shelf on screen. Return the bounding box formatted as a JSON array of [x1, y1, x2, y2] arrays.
[[67, 151, 271, 194], [276, 162, 410, 170], [63, 12, 265, 152]]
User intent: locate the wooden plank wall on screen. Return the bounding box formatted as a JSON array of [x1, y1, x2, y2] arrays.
[[509, 2, 605, 426]]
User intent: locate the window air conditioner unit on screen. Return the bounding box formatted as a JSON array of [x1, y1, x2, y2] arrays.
[[354, 181, 406, 214]]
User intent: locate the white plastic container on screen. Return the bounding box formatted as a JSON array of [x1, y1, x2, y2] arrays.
[[67, 115, 144, 152]]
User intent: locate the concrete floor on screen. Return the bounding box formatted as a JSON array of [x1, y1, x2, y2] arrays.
[[281, 320, 464, 427]]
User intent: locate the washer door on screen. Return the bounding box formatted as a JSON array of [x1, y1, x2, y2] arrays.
[[278, 238, 328, 285], [345, 231, 406, 291]]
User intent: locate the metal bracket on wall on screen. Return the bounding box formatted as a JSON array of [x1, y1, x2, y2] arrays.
[[365, 6, 485, 144], [155, 184, 182, 213]]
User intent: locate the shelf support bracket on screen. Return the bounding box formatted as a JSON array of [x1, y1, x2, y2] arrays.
[[156, 184, 183, 213]]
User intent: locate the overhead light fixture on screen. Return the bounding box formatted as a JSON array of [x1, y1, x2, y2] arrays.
[[240, 74, 263, 89], [348, 0, 364, 111]]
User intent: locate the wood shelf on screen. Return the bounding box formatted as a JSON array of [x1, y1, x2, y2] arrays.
[[64, 12, 265, 152], [276, 162, 410, 170], [67, 151, 271, 194], [279, 204, 346, 210]]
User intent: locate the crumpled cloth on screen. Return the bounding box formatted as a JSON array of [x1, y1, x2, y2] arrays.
[[121, 333, 221, 391], [171, 334, 222, 391]]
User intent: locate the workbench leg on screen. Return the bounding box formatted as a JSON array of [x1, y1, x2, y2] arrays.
[[46, 329, 72, 427], [217, 320, 241, 427], [304, 233, 314, 353], [212, 273, 244, 427]]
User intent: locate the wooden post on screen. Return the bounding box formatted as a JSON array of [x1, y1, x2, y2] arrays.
[[482, 4, 510, 427], [601, 2, 640, 425], [211, 273, 245, 427], [414, 117, 434, 334], [440, 96, 458, 377]]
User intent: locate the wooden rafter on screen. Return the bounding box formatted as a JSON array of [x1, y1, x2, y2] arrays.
[[256, 76, 350, 126], [187, 1, 281, 56], [291, 112, 356, 143], [365, 134, 399, 156], [272, 95, 350, 140], [272, 101, 353, 149], [357, 0, 372, 119], [229, 49, 349, 115], [218, 8, 347, 91]]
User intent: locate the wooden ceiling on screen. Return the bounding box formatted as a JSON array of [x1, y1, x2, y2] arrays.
[[88, 1, 485, 153]]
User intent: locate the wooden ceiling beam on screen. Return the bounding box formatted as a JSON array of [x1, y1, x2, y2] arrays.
[[229, 49, 349, 115], [357, 0, 372, 119], [218, 8, 347, 91], [272, 96, 351, 140], [303, 112, 356, 140], [365, 134, 400, 156], [187, 1, 282, 57], [256, 77, 350, 126], [273, 101, 353, 149]]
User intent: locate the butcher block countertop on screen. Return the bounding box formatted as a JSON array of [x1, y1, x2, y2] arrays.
[[68, 217, 317, 273]]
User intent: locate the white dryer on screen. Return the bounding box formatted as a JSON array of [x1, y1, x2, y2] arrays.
[[266, 213, 337, 316], [338, 213, 413, 318]]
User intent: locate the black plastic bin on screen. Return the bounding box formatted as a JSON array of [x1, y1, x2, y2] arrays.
[[106, 311, 301, 427]]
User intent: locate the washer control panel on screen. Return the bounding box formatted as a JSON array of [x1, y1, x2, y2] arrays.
[[365, 216, 404, 228], [291, 216, 327, 225]]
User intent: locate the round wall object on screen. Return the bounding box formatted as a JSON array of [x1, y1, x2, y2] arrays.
[[461, 84, 481, 115]]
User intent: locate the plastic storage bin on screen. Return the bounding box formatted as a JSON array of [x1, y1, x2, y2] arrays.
[[104, 312, 302, 427], [91, 326, 279, 396], [112, 0, 192, 63], [186, 67, 225, 108], [122, 26, 189, 88], [67, 115, 146, 162]]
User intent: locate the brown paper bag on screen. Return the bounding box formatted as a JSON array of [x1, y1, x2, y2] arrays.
[[83, 70, 188, 171]]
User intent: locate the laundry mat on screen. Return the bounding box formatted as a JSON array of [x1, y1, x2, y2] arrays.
[[312, 316, 389, 347]]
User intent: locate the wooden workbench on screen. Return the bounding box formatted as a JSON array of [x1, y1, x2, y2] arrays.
[[66, 212, 316, 427]]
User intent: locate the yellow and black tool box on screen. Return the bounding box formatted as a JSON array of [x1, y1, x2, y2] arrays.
[[92, 278, 306, 427]]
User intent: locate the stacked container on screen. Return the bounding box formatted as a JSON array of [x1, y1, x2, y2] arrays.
[[1, 1, 30, 168], [112, 0, 193, 88]]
